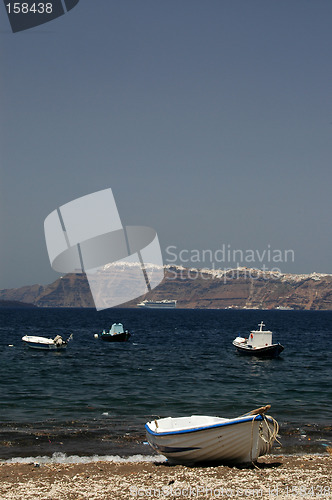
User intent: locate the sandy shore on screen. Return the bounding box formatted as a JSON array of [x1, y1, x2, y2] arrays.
[[0, 455, 331, 499]]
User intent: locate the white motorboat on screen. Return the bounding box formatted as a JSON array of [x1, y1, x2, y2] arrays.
[[145, 405, 279, 465], [232, 322, 284, 357], [22, 334, 72, 350]]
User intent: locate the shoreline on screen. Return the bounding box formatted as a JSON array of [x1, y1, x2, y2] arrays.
[[1, 418, 331, 461], [0, 454, 331, 499]]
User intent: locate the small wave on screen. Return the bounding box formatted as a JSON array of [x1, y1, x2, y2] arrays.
[[1, 452, 166, 465]]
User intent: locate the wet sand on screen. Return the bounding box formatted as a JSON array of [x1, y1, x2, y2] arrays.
[[0, 454, 331, 499]]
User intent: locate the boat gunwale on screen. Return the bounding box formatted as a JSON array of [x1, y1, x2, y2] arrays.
[[145, 414, 273, 437], [22, 335, 57, 345], [232, 340, 283, 351]]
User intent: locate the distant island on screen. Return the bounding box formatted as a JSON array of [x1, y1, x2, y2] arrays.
[[0, 265, 332, 310], [0, 300, 37, 308]]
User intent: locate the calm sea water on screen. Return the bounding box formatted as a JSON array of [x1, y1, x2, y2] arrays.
[[0, 308, 331, 461]]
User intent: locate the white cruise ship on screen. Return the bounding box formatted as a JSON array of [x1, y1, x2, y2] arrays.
[[137, 299, 177, 309]]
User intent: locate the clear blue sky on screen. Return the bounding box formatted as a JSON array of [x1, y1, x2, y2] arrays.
[[1, 1, 332, 289]]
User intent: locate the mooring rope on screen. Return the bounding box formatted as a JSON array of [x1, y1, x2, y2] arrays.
[[247, 405, 280, 466]]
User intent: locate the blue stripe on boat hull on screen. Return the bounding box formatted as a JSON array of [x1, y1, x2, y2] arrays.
[[145, 414, 271, 437]]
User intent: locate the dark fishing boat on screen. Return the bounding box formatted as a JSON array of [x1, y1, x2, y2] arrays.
[[232, 322, 284, 357], [97, 323, 130, 342]]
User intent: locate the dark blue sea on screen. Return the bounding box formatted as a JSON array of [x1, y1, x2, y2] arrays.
[[0, 308, 331, 462]]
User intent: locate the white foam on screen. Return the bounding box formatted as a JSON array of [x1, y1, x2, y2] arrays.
[[1, 452, 166, 465]]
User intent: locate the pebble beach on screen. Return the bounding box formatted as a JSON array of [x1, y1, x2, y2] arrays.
[[0, 454, 331, 500]]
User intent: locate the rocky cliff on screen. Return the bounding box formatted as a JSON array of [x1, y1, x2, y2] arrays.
[[1, 266, 332, 310]]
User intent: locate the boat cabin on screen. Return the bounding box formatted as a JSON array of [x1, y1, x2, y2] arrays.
[[247, 322, 272, 348], [109, 323, 125, 335]]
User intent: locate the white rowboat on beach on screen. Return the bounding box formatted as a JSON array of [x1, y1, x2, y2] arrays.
[[145, 406, 279, 465]]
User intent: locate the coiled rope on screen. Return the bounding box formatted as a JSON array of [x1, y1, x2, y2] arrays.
[[244, 405, 280, 465]]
